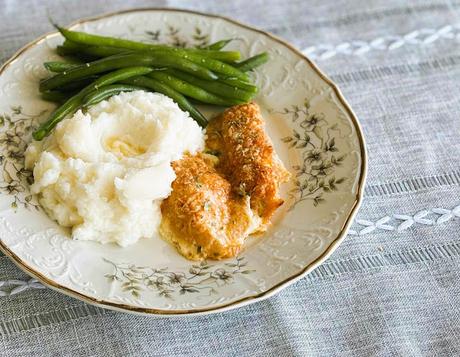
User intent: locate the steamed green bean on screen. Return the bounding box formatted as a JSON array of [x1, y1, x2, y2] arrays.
[[235, 52, 269, 72], [40, 53, 217, 91], [82, 84, 146, 107], [57, 27, 241, 62], [165, 70, 255, 101], [149, 72, 243, 106], [204, 39, 233, 50]]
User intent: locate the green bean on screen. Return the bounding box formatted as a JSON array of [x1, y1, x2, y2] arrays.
[[204, 39, 233, 50], [137, 48, 246, 80], [177, 51, 247, 80], [58, 33, 247, 80], [58, 26, 159, 50], [81, 67, 153, 93], [148, 72, 243, 106], [61, 39, 247, 81], [57, 27, 241, 61], [41, 90, 73, 103], [40, 53, 217, 91], [219, 77, 258, 92], [34, 67, 153, 140], [189, 49, 240, 62], [44, 61, 78, 73], [82, 84, 146, 107], [123, 76, 207, 127], [55, 45, 78, 57], [55, 56, 83, 65], [60, 40, 132, 58], [48, 51, 256, 94], [57, 76, 100, 92], [165, 70, 255, 101], [33, 95, 82, 140], [235, 52, 269, 72], [61, 41, 240, 62], [55, 46, 97, 62], [44, 59, 167, 78], [58, 29, 245, 79], [43, 61, 258, 101]]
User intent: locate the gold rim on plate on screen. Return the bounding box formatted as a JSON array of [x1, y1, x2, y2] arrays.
[[0, 7, 367, 316]]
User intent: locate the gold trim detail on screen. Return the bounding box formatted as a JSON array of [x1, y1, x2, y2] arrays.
[[0, 8, 367, 316]]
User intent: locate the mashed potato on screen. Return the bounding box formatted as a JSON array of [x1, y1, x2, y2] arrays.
[[25, 91, 205, 246]]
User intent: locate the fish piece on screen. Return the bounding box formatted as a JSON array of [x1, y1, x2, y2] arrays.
[[160, 103, 290, 260], [206, 102, 291, 226], [160, 154, 260, 260]]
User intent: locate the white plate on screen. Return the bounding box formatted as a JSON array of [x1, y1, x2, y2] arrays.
[[0, 8, 366, 316]]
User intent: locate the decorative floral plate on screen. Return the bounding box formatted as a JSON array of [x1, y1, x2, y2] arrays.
[[0, 8, 366, 316]]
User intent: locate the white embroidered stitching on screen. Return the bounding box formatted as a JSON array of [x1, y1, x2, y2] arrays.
[[348, 204, 460, 236], [302, 24, 460, 60], [0, 278, 45, 296]]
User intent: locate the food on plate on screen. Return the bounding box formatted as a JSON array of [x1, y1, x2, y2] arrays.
[[160, 153, 260, 260], [206, 102, 291, 224], [160, 103, 291, 260], [33, 66, 152, 140], [26, 26, 289, 260], [25, 91, 204, 246], [34, 26, 268, 140]]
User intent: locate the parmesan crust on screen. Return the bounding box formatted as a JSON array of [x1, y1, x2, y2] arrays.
[[160, 103, 290, 260]]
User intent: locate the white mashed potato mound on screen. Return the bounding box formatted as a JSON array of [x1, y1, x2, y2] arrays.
[[25, 91, 205, 246]]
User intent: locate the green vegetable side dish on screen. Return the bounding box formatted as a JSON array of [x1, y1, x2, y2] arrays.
[[33, 26, 269, 141], [58, 27, 242, 62], [58, 39, 248, 80], [44, 61, 79, 73], [148, 71, 244, 106], [41, 90, 73, 103], [34, 66, 153, 140], [40, 53, 218, 91], [81, 84, 147, 107], [204, 39, 234, 51], [235, 53, 269, 72]]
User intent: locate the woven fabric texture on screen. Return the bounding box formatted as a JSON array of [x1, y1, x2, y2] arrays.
[[1, 0, 460, 356]]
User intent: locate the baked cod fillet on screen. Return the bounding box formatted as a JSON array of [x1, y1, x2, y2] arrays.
[[160, 154, 260, 260], [160, 103, 290, 260], [207, 102, 291, 224]]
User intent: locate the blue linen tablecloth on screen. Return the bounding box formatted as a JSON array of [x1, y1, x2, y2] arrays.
[[1, 0, 460, 356]]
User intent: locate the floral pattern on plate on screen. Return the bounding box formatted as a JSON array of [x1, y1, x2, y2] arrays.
[[0, 9, 365, 315]]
